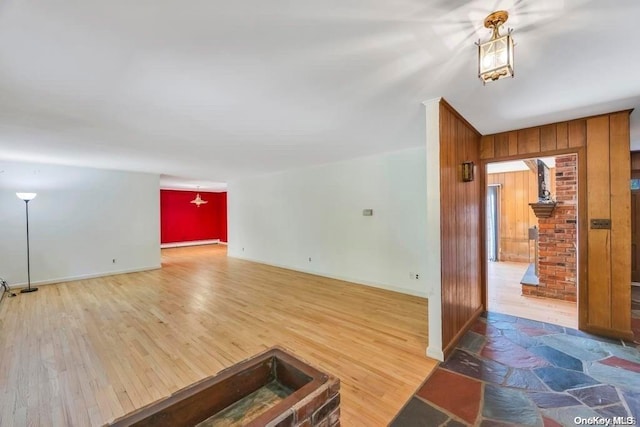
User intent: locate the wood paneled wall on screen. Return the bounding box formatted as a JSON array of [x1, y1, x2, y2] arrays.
[[439, 100, 483, 356], [631, 152, 640, 283], [487, 170, 539, 262], [480, 111, 633, 339], [585, 114, 631, 335], [631, 151, 640, 171], [481, 119, 587, 160]]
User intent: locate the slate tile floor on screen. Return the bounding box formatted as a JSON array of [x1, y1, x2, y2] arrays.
[[390, 312, 640, 426], [632, 286, 640, 343]]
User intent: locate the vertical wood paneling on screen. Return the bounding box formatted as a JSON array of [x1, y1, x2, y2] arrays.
[[446, 106, 458, 346], [515, 169, 524, 253], [578, 144, 589, 332], [470, 125, 481, 311], [481, 110, 633, 340], [487, 170, 539, 262], [462, 123, 472, 329], [568, 120, 587, 148], [609, 112, 631, 331], [540, 125, 557, 152], [508, 132, 518, 156], [530, 171, 540, 261], [631, 151, 640, 170], [439, 100, 482, 356], [586, 116, 612, 328], [556, 122, 569, 149], [440, 106, 453, 344], [518, 128, 541, 155], [550, 167, 557, 195], [495, 133, 510, 158], [506, 173, 515, 244], [480, 136, 495, 160], [452, 111, 460, 345], [481, 119, 587, 163]]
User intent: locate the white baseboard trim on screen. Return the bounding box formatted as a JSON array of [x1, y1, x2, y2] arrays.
[[228, 254, 428, 299], [8, 265, 162, 289], [161, 239, 220, 248], [426, 346, 444, 362], [218, 241, 228, 246]]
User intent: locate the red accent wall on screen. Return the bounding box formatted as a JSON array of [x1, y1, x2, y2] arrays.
[[160, 190, 227, 244]]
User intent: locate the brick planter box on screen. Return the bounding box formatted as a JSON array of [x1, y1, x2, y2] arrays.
[[109, 346, 340, 427]]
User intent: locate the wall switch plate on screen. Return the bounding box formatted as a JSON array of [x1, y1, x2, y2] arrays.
[[363, 209, 373, 216]]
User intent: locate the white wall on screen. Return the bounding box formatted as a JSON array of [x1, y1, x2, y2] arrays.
[[0, 161, 161, 287], [423, 98, 443, 361], [227, 146, 430, 297]]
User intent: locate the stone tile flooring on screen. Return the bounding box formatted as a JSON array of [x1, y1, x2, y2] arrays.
[[390, 312, 640, 426], [632, 286, 640, 343]]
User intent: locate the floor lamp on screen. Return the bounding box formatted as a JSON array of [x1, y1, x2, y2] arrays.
[[16, 192, 38, 293]]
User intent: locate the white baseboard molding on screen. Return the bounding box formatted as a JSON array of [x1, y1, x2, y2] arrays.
[[161, 239, 220, 248], [228, 254, 428, 299], [426, 346, 444, 362], [8, 265, 162, 289], [218, 241, 228, 246]]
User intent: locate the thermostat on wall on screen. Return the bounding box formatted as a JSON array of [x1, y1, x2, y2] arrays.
[[363, 209, 373, 216]]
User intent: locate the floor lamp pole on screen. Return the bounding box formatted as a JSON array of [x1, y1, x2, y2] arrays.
[[17, 193, 38, 293]]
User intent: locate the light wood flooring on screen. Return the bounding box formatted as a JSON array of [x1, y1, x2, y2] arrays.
[[0, 245, 435, 426], [487, 261, 578, 328]]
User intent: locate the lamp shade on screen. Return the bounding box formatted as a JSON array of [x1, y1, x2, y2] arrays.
[[477, 10, 515, 84], [16, 192, 37, 201], [478, 33, 514, 83]]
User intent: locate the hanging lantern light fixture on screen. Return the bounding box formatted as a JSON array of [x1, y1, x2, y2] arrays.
[[477, 10, 514, 84], [190, 186, 208, 207]]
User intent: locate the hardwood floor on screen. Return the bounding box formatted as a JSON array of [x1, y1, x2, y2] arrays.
[[487, 261, 578, 328], [0, 245, 434, 426]]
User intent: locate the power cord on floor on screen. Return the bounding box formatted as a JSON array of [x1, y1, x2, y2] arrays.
[[1, 276, 17, 299]]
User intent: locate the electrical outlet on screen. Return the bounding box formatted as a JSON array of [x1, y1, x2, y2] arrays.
[[409, 272, 414, 279], [112, 259, 117, 264], [415, 273, 420, 280], [242, 247, 245, 252], [308, 257, 312, 262]]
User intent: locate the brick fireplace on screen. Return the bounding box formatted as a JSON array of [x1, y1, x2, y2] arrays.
[[523, 154, 577, 302]]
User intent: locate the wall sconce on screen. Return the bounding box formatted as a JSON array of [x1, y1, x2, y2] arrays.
[[462, 162, 475, 182], [477, 10, 514, 84]]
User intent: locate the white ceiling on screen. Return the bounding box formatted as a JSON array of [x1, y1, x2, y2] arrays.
[[0, 0, 639, 184], [487, 157, 556, 174], [160, 175, 226, 192]]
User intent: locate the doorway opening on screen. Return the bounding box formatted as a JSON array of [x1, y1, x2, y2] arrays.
[[485, 154, 578, 328]]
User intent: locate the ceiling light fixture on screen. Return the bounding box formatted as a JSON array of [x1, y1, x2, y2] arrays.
[[190, 188, 208, 208], [477, 10, 514, 84]]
